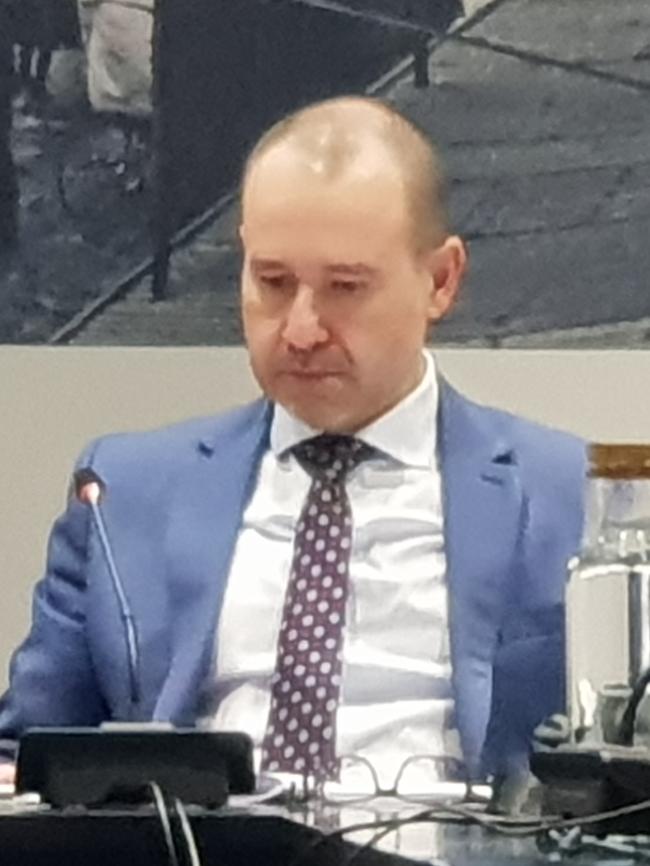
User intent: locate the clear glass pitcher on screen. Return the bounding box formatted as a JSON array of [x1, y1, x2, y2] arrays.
[[566, 444, 650, 745]]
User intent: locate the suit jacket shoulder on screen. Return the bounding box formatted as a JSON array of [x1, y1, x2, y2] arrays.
[[79, 399, 272, 492], [439, 380, 586, 510]]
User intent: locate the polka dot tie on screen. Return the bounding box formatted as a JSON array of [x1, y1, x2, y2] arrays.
[[261, 434, 376, 780]]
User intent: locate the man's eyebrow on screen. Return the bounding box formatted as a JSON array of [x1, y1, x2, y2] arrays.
[[324, 263, 377, 277], [250, 258, 288, 270], [250, 260, 377, 276]]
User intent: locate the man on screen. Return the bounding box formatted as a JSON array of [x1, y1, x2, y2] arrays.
[[0, 96, 585, 789]]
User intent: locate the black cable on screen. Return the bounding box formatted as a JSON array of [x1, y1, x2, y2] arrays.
[[288, 806, 463, 866], [442, 798, 650, 837], [344, 821, 405, 866], [173, 797, 203, 866], [289, 796, 650, 866], [620, 667, 650, 745], [149, 782, 181, 866]]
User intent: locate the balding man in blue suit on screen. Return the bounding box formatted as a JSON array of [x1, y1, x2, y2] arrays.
[[0, 96, 585, 789]]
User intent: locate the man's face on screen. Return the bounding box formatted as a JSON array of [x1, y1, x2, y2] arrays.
[[240, 143, 463, 433]]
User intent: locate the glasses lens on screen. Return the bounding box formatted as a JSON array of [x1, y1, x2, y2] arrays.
[[396, 755, 463, 801], [322, 756, 377, 802]]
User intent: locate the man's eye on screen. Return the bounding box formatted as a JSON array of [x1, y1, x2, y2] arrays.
[[331, 280, 361, 293], [259, 275, 291, 290]]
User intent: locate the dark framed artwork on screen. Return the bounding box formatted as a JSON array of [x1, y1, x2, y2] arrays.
[[1, 0, 649, 348]]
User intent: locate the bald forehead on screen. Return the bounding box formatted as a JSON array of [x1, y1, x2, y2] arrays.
[[242, 97, 448, 248], [241, 142, 411, 251], [243, 134, 404, 203], [281, 100, 401, 159], [244, 100, 411, 190]]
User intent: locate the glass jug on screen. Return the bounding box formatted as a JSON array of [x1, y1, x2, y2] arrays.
[[566, 444, 650, 745]]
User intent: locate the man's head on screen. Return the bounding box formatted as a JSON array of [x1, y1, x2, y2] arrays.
[[239, 96, 466, 433]]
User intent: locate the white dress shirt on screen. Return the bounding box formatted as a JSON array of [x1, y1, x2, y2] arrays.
[[197, 352, 461, 789]]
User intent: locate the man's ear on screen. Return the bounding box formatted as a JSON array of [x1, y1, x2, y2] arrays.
[[426, 235, 467, 322]]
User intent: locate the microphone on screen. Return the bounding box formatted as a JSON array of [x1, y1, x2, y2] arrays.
[[74, 468, 140, 714]]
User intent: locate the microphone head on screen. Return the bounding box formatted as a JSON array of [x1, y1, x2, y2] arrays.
[[73, 468, 106, 506]]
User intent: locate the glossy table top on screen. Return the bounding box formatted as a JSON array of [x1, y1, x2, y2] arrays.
[[1, 788, 648, 866]]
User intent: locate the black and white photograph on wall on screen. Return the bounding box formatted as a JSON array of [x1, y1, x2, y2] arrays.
[[0, 0, 648, 348]]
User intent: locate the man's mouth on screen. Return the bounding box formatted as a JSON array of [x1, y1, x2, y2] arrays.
[[283, 370, 344, 379]]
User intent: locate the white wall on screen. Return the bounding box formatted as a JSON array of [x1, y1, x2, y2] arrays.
[[1, 345, 649, 690]]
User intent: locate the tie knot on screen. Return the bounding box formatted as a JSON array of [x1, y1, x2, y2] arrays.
[[292, 434, 375, 482]]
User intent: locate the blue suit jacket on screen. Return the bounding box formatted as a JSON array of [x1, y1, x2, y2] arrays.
[[0, 381, 586, 777]]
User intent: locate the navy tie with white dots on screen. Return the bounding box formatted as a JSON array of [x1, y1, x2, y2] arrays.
[[261, 434, 375, 780]]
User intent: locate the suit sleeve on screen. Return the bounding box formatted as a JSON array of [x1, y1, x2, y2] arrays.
[[0, 449, 109, 759]]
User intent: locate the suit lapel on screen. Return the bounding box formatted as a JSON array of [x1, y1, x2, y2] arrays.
[[438, 380, 523, 775], [153, 400, 272, 722]]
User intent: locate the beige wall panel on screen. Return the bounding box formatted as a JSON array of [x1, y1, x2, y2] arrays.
[[1, 346, 649, 690]]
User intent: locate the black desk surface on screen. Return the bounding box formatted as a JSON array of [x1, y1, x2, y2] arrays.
[[0, 798, 630, 866]]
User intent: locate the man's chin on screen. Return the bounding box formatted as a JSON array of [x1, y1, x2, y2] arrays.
[[279, 395, 359, 434]]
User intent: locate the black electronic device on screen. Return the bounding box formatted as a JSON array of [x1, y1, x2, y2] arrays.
[[532, 744, 650, 835], [15, 726, 255, 808]]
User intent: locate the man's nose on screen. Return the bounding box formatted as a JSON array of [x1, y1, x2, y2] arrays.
[[282, 286, 328, 351]]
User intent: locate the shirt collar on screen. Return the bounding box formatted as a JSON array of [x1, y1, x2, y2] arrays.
[[270, 351, 438, 470]]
